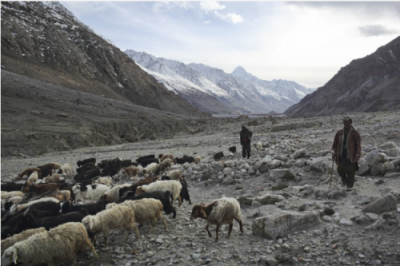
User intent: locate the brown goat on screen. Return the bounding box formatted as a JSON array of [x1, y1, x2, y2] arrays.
[[18, 168, 41, 180], [37, 163, 62, 178], [44, 174, 64, 183], [122, 166, 139, 178], [21, 183, 62, 196], [159, 154, 174, 162]]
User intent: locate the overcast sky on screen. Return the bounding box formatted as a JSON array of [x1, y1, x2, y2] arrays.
[[61, 1, 400, 88]]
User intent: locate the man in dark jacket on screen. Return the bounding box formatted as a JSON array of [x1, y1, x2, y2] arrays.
[[332, 116, 361, 190], [240, 126, 253, 159]]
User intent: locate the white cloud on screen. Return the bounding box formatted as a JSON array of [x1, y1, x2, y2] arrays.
[[358, 25, 399, 37], [199, 1, 225, 12], [214, 11, 244, 24], [203, 20, 211, 24]]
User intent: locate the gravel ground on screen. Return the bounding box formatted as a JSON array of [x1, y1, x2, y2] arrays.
[[1, 110, 400, 266]]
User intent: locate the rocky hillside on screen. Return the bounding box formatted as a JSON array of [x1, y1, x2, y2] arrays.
[[1, 1, 202, 116], [285, 36, 400, 116]]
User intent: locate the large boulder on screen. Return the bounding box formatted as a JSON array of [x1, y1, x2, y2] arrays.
[[310, 157, 333, 174], [255, 194, 285, 205], [269, 169, 295, 180], [252, 211, 321, 239], [380, 162, 395, 175], [292, 148, 307, 159], [364, 150, 385, 167], [356, 159, 370, 175], [362, 191, 400, 214]]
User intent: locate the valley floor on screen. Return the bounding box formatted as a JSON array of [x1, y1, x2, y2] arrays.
[[1, 110, 400, 266]]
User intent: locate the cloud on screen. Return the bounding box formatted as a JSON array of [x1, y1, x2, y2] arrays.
[[199, 1, 226, 12], [203, 20, 211, 24], [358, 25, 399, 37], [214, 11, 244, 24]]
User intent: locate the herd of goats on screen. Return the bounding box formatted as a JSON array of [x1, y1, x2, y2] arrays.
[[1, 152, 243, 265]]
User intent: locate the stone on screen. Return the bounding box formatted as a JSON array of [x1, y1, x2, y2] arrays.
[[252, 211, 321, 240], [354, 215, 371, 225], [271, 182, 289, 191], [364, 150, 385, 167], [248, 166, 256, 175], [310, 157, 333, 174], [259, 256, 278, 266], [365, 213, 380, 220], [269, 169, 295, 180], [339, 218, 353, 226], [380, 162, 395, 175], [256, 194, 285, 205], [237, 196, 253, 206], [370, 165, 382, 176], [323, 216, 332, 222], [356, 159, 370, 176], [323, 207, 335, 215], [293, 148, 307, 159], [362, 191, 399, 214], [268, 159, 282, 169]]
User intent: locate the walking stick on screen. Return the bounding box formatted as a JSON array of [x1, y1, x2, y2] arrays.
[[329, 155, 335, 189]]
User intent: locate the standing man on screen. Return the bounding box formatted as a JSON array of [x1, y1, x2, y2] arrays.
[[332, 116, 361, 190], [240, 125, 252, 159]]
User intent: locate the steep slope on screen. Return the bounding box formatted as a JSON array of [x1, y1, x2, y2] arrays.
[[285, 36, 400, 116], [1, 1, 203, 117]]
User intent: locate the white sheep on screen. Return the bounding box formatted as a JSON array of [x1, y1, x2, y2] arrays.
[[27, 171, 39, 185], [6, 196, 23, 205], [160, 153, 174, 162], [166, 169, 182, 181], [143, 162, 159, 176], [190, 197, 243, 242], [1, 191, 25, 200], [1, 222, 98, 266], [256, 141, 263, 151], [58, 163, 72, 175], [194, 156, 202, 164], [94, 176, 113, 187], [72, 183, 110, 203], [106, 198, 167, 234], [1, 227, 46, 255], [101, 183, 131, 203], [136, 180, 182, 206], [82, 205, 139, 248], [10, 197, 60, 214]]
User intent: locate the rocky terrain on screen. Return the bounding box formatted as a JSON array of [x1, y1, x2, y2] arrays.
[[2, 110, 400, 266], [285, 36, 400, 116]]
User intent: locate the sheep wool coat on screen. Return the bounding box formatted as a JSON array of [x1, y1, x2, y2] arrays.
[[332, 126, 361, 165]]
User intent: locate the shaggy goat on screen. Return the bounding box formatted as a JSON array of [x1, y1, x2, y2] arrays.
[[136, 180, 182, 206], [1, 227, 46, 255], [1, 222, 98, 266], [190, 197, 243, 242], [106, 198, 167, 234], [82, 205, 139, 248]]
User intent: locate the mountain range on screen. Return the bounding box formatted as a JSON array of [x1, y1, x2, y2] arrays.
[[125, 50, 314, 114], [285, 36, 400, 116]]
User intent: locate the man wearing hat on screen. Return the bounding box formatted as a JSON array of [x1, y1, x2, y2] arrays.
[[332, 116, 362, 190], [240, 126, 253, 159]]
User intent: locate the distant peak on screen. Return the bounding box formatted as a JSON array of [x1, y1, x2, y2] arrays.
[[233, 66, 246, 73]]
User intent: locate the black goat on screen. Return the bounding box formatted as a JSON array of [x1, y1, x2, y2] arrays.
[[137, 158, 159, 167], [59, 200, 106, 216], [1, 182, 24, 192], [213, 152, 224, 161], [77, 158, 96, 167], [16, 208, 87, 231], [229, 146, 237, 153]]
